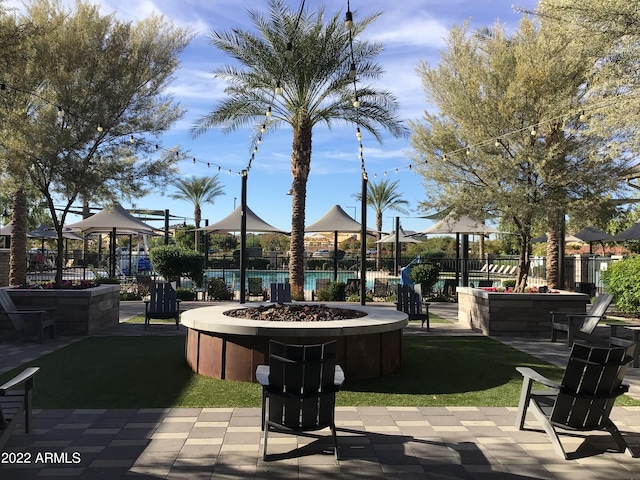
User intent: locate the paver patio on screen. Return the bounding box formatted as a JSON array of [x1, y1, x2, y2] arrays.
[[1, 301, 639, 479]]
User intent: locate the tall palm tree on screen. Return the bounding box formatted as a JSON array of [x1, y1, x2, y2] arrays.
[[193, 0, 406, 298], [170, 175, 225, 252], [356, 178, 409, 269]]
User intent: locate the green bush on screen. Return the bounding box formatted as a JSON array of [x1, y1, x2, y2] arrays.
[[317, 282, 346, 301], [502, 279, 516, 288], [176, 288, 196, 301], [207, 277, 234, 301], [346, 293, 373, 302], [149, 245, 204, 286], [120, 291, 142, 301], [602, 256, 640, 314], [409, 263, 440, 293]]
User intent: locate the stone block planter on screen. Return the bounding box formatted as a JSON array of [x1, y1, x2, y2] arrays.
[[457, 286, 589, 337], [6, 284, 120, 336]]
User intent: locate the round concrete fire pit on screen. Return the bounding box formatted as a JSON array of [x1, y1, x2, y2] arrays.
[[182, 302, 408, 383]]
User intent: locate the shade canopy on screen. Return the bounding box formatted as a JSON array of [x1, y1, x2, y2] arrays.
[[532, 233, 583, 243], [610, 222, 640, 241], [418, 214, 501, 235], [376, 227, 421, 244], [201, 205, 286, 233], [573, 226, 614, 243], [305, 205, 365, 233], [28, 224, 84, 241], [67, 203, 157, 235]]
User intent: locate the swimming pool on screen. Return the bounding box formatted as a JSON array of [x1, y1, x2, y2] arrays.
[[203, 269, 379, 291]]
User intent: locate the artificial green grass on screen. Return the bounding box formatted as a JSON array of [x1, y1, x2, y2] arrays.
[[2, 335, 638, 409]]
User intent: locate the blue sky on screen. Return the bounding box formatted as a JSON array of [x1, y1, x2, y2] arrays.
[[14, 0, 539, 233]]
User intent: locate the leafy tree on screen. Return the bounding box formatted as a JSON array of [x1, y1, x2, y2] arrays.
[[409, 18, 634, 291], [193, 0, 406, 298], [149, 244, 204, 287], [0, 0, 192, 286], [209, 233, 238, 253], [170, 175, 225, 252], [354, 178, 409, 269]]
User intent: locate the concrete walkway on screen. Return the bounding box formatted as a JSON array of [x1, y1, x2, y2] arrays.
[[0, 301, 639, 479]]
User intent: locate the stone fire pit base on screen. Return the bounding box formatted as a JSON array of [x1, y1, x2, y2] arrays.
[[181, 303, 408, 383]]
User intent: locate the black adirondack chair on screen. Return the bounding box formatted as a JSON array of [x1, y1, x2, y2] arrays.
[[551, 293, 613, 346], [144, 281, 181, 330], [0, 367, 39, 449], [396, 284, 430, 330], [270, 283, 291, 303], [515, 342, 637, 459], [0, 289, 55, 343], [256, 340, 344, 461]]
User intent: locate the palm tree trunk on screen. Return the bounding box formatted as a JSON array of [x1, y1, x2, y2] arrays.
[[289, 121, 312, 300], [194, 204, 201, 253], [9, 189, 27, 286], [546, 210, 562, 289], [375, 211, 382, 270]]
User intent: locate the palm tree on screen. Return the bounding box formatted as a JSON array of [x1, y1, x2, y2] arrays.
[[193, 0, 406, 298], [356, 178, 409, 269], [170, 175, 225, 252]]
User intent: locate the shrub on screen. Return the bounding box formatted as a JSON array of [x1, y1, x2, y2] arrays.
[[409, 263, 440, 293], [317, 282, 346, 301], [602, 256, 640, 314], [176, 288, 196, 301], [207, 277, 234, 301], [150, 245, 204, 286], [346, 293, 373, 302], [502, 279, 516, 288]]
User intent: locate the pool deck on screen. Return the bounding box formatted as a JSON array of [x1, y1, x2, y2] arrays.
[[0, 301, 639, 479]]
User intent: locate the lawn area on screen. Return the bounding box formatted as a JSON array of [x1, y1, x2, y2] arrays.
[[3, 335, 638, 409]]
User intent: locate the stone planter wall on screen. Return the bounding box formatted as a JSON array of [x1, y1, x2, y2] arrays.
[[457, 287, 589, 337], [6, 284, 121, 336]]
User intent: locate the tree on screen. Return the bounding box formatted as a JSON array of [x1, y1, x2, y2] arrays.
[[0, 0, 193, 286], [170, 175, 225, 253], [193, 0, 406, 298], [409, 18, 635, 291], [354, 178, 409, 269]]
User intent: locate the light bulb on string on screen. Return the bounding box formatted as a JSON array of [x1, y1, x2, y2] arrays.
[[261, 124, 266, 134], [353, 96, 360, 108], [129, 135, 134, 144], [57, 106, 65, 118], [97, 123, 103, 133], [285, 41, 293, 60], [579, 110, 586, 122], [356, 127, 362, 141], [266, 106, 272, 117], [530, 128, 537, 136], [348, 63, 356, 80], [345, 11, 355, 30], [275, 81, 282, 95]]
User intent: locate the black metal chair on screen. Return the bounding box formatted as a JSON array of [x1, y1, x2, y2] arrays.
[[270, 283, 291, 303], [144, 281, 181, 330], [551, 293, 613, 346], [396, 284, 430, 330], [515, 342, 637, 459], [256, 340, 344, 460]]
